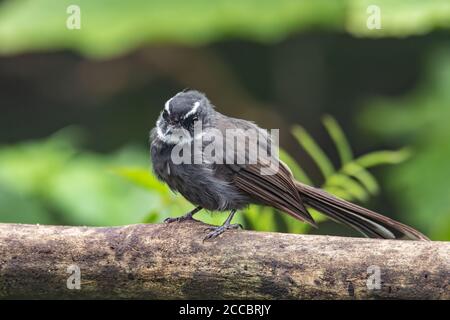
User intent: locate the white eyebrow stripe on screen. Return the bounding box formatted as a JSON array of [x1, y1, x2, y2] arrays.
[[164, 98, 173, 114], [184, 101, 200, 118]]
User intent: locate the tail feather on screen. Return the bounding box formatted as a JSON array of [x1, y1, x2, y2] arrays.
[[295, 182, 429, 241]]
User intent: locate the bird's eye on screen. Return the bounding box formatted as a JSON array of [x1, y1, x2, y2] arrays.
[[162, 110, 169, 120], [183, 115, 198, 128]]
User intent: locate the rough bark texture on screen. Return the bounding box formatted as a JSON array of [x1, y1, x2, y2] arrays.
[[0, 221, 448, 299]]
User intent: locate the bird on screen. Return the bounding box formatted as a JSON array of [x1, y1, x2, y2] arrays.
[[150, 90, 429, 241]]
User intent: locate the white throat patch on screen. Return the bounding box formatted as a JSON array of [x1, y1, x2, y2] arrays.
[[156, 118, 192, 145]]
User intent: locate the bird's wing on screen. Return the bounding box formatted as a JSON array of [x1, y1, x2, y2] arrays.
[[233, 161, 316, 226], [216, 116, 316, 226]]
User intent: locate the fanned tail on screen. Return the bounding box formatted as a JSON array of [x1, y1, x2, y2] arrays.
[[295, 182, 429, 241]]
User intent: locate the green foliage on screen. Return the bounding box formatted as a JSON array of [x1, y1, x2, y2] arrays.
[[359, 46, 450, 240], [0, 0, 344, 58], [346, 0, 450, 37], [0, 129, 154, 226], [260, 116, 410, 234], [322, 115, 353, 164], [291, 125, 335, 179], [0, 0, 449, 58]]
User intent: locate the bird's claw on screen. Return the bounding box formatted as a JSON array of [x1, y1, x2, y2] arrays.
[[164, 215, 193, 224], [203, 223, 242, 241]]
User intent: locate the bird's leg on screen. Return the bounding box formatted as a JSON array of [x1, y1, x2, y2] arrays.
[[204, 209, 242, 240], [164, 206, 202, 223]]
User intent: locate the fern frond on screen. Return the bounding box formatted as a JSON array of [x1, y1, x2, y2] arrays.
[[110, 166, 168, 194], [342, 162, 379, 195], [291, 125, 335, 179], [322, 115, 353, 164], [356, 148, 412, 168], [325, 173, 368, 202], [280, 118, 410, 235]]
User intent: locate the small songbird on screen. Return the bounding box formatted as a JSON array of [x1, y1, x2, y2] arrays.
[[150, 90, 429, 241]]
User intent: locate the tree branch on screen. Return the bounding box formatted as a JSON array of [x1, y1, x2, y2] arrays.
[[0, 221, 448, 299]]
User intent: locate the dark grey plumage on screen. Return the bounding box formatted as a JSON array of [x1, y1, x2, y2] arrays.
[[150, 91, 254, 212], [150, 90, 429, 241]]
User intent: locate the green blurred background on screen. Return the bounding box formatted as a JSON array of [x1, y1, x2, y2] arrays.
[[0, 0, 449, 240]]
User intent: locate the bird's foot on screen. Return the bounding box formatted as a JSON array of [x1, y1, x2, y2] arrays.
[[164, 207, 202, 224], [164, 213, 194, 224], [203, 223, 243, 241]]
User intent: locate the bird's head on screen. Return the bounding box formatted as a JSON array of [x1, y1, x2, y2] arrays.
[[156, 90, 214, 144]]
